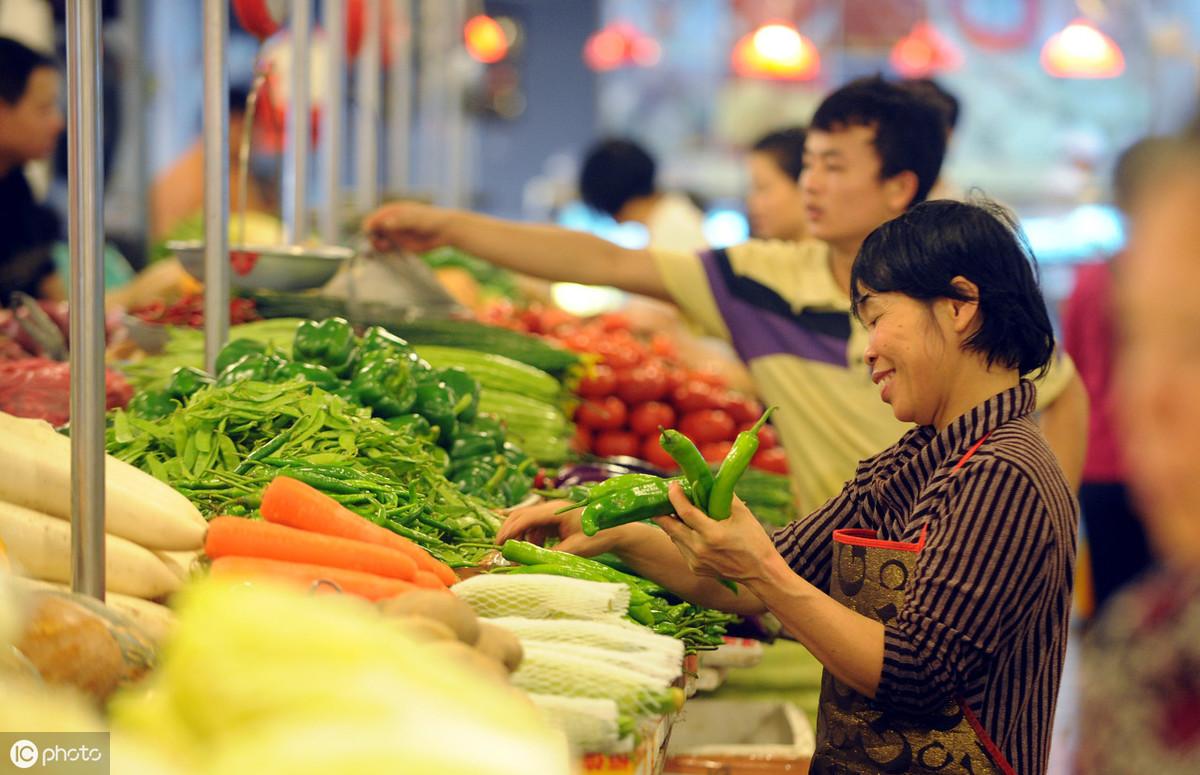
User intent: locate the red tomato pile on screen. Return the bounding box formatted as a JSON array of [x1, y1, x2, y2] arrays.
[[479, 301, 788, 474]]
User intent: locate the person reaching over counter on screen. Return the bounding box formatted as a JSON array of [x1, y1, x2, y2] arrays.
[[366, 77, 1087, 510], [499, 199, 1078, 775]]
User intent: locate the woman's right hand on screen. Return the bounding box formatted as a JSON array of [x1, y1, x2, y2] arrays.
[[363, 202, 456, 254], [496, 499, 623, 557]]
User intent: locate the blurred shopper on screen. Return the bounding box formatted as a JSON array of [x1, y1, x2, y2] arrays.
[[579, 137, 708, 254], [367, 76, 1087, 510], [0, 36, 63, 304], [1063, 138, 1172, 619], [1076, 133, 1200, 775], [746, 127, 808, 241], [900, 77, 962, 201]]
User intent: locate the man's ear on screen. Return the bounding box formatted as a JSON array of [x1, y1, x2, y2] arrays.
[[946, 275, 981, 334], [884, 170, 920, 214]]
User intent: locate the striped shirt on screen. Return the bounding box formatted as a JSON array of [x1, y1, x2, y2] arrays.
[[772, 381, 1078, 775]]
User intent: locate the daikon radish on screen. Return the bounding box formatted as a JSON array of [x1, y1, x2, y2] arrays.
[[154, 550, 202, 582], [0, 412, 206, 550], [12, 577, 176, 646], [0, 501, 180, 599]]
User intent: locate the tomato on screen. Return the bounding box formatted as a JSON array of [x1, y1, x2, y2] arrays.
[[752, 446, 789, 474], [595, 338, 643, 370], [571, 424, 593, 454], [699, 440, 734, 463], [671, 381, 718, 413], [564, 331, 598, 353], [678, 410, 737, 444], [725, 396, 764, 425], [593, 431, 641, 459], [690, 370, 728, 389], [616, 364, 669, 404], [650, 333, 676, 359], [641, 435, 680, 471], [577, 364, 618, 398], [737, 420, 779, 449], [597, 312, 631, 332], [574, 396, 628, 431], [539, 307, 578, 333], [662, 367, 686, 393], [629, 401, 676, 436]]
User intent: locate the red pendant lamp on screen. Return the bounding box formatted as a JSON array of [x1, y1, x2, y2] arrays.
[[889, 21, 964, 78], [731, 21, 820, 81]]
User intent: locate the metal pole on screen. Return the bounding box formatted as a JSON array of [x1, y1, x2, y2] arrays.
[[125, 0, 150, 263], [386, 0, 412, 194], [202, 0, 229, 376], [444, 0, 466, 207], [66, 0, 105, 600], [284, 0, 312, 243], [417, 0, 443, 199], [321, 0, 346, 244], [355, 0, 382, 212]]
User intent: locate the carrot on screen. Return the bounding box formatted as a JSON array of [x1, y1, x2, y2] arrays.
[[205, 517, 417, 581], [413, 570, 448, 590], [261, 476, 457, 586], [209, 556, 419, 601]]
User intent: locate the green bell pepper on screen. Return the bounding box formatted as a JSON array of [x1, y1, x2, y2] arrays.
[[449, 432, 501, 461], [385, 413, 434, 440], [293, 317, 358, 375], [216, 352, 287, 386], [275, 361, 341, 391], [348, 351, 417, 418], [413, 372, 459, 444], [165, 366, 214, 400], [126, 390, 179, 420], [437, 367, 481, 423], [214, 339, 267, 375], [359, 326, 412, 358]]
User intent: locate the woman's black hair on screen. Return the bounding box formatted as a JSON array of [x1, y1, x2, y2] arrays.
[[752, 126, 807, 180], [850, 198, 1055, 378]]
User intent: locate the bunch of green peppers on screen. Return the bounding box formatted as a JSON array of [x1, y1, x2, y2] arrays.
[[125, 318, 536, 507]]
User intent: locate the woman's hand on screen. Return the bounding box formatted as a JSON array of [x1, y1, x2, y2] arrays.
[[495, 499, 626, 556], [655, 482, 778, 582]]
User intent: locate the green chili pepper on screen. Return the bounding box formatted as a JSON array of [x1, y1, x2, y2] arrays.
[[436, 367, 481, 423], [216, 352, 287, 386], [214, 339, 268, 375], [275, 361, 342, 391], [499, 540, 666, 597], [555, 473, 661, 513], [359, 326, 412, 358], [126, 390, 179, 420], [578, 476, 694, 536], [709, 407, 777, 520], [165, 366, 214, 400], [660, 428, 715, 510], [348, 351, 417, 418], [292, 317, 358, 375]]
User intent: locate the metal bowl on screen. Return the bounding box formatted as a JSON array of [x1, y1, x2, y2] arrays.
[[168, 240, 353, 292]]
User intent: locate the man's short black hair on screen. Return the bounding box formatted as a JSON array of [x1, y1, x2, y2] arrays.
[[899, 77, 960, 134], [752, 126, 807, 181], [811, 75, 947, 207], [579, 138, 656, 217], [0, 37, 56, 106], [851, 198, 1055, 378]]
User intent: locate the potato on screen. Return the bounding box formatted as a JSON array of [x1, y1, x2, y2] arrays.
[[389, 616, 457, 643], [377, 590, 480, 645], [474, 621, 523, 673], [430, 640, 509, 684]]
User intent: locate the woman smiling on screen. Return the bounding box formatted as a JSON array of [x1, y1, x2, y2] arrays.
[[500, 199, 1077, 775]]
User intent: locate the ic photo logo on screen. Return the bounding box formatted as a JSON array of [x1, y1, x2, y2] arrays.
[[8, 739, 37, 770]]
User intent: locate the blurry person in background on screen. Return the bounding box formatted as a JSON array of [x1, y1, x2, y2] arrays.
[[1063, 138, 1172, 620], [579, 137, 709, 254], [1076, 132, 1200, 774], [0, 35, 64, 304], [899, 77, 961, 201], [746, 127, 807, 242]]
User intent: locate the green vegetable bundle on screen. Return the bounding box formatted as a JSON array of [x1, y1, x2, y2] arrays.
[[107, 379, 502, 566]]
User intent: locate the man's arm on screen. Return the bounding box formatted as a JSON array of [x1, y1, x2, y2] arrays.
[[365, 203, 671, 301], [1038, 372, 1089, 492]]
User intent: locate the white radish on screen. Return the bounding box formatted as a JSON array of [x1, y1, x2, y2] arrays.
[[0, 501, 180, 600], [154, 550, 202, 582], [0, 412, 206, 550]]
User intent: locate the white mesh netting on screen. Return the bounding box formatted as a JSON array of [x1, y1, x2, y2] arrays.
[[452, 575, 630, 621], [490, 617, 683, 682], [526, 694, 627, 754]]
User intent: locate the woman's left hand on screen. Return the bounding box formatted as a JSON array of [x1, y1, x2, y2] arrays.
[[655, 481, 778, 583]]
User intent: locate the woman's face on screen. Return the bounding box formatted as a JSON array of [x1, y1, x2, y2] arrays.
[[1117, 169, 1200, 567], [860, 291, 955, 427], [746, 152, 807, 242]]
